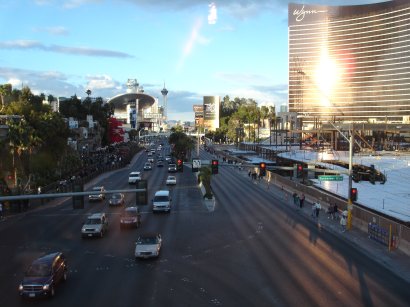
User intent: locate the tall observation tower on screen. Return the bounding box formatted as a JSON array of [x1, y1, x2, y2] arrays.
[[161, 83, 168, 121]]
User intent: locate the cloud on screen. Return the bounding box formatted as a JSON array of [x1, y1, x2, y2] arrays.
[[0, 40, 134, 58], [208, 2, 217, 24], [32, 26, 69, 36], [177, 18, 211, 71], [63, 0, 102, 9], [85, 75, 119, 90]]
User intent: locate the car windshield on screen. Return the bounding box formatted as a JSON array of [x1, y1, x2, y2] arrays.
[[154, 196, 169, 202], [123, 210, 137, 217], [111, 193, 121, 199], [137, 237, 158, 244], [168, 177, 175, 180], [26, 263, 51, 277], [86, 218, 101, 225]]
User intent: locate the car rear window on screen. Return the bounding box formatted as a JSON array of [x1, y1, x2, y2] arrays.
[[154, 196, 169, 202]]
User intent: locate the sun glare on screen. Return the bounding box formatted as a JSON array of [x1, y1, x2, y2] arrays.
[[314, 49, 340, 107]]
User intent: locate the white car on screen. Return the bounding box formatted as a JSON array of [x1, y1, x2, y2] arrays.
[[143, 162, 152, 170], [128, 171, 141, 184], [135, 233, 162, 259], [81, 213, 108, 238], [166, 176, 176, 185], [88, 186, 106, 201]]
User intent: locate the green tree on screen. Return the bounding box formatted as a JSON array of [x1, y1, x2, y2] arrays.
[[199, 166, 213, 199], [169, 130, 194, 160]]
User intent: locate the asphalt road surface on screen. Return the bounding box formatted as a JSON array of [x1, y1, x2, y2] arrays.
[[0, 144, 409, 307]]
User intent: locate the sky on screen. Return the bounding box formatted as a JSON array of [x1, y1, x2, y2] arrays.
[[0, 0, 383, 122]]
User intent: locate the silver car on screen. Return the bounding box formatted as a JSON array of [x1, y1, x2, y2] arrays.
[[135, 233, 162, 259], [108, 193, 125, 206]]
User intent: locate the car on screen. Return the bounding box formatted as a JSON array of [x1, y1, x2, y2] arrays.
[[152, 190, 171, 212], [88, 186, 106, 201], [147, 157, 155, 163], [108, 193, 125, 206], [143, 162, 152, 170], [18, 252, 68, 298], [168, 164, 177, 173], [120, 206, 141, 229], [147, 151, 153, 157], [157, 160, 164, 167], [166, 175, 176, 185], [134, 233, 162, 259], [81, 212, 108, 238], [128, 171, 142, 184], [165, 156, 172, 162]]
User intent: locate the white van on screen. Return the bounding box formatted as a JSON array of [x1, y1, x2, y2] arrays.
[[152, 190, 171, 213], [128, 171, 141, 184]]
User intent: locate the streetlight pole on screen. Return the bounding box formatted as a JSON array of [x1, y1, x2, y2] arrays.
[[347, 123, 354, 230]]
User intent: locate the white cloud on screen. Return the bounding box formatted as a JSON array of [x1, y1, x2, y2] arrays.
[[32, 26, 69, 36], [85, 75, 118, 90], [208, 2, 217, 24]]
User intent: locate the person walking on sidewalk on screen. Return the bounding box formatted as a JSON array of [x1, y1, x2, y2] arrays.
[[340, 213, 347, 232], [0, 202, 3, 220], [315, 202, 321, 219], [300, 193, 305, 208], [311, 202, 317, 217]]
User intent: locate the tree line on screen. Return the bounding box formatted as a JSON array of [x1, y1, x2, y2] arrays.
[[0, 84, 114, 192]]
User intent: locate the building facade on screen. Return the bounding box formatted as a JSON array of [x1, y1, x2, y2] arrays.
[[288, 0, 410, 129]]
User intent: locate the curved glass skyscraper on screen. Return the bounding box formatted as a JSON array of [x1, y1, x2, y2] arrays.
[[288, 0, 410, 128]]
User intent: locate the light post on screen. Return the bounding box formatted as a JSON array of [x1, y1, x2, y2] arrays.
[[347, 123, 354, 230], [329, 121, 354, 230]]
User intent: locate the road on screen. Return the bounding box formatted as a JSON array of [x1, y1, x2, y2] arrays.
[[0, 144, 409, 307]]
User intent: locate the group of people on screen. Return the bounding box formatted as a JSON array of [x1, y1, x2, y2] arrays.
[[326, 203, 339, 220], [292, 192, 306, 208]]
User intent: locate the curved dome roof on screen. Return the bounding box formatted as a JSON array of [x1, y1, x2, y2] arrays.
[[107, 92, 156, 111]]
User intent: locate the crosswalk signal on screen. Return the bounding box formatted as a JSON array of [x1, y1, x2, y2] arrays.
[[177, 159, 183, 172], [211, 160, 219, 174], [350, 188, 358, 202], [259, 162, 266, 176]]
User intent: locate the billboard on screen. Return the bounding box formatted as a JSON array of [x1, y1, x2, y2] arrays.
[[203, 96, 220, 131], [193, 105, 204, 118], [203, 96, 219, 120]]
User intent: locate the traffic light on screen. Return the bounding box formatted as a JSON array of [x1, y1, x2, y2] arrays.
[[177, 159, 183, 172], [350, 188, 358, 202], [211, 160, 219, 174], [259, 162, 266, 176], [297, 164, 303, 177]]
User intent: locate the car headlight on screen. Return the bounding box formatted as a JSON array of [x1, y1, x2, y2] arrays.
[[42, 284, 50, 290], [18, 284, 23, 291]]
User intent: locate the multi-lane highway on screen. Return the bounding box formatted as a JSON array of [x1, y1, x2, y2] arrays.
[[0, 143, 409, 307]]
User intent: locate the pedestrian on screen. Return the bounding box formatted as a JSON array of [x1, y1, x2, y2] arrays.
[[340, 214, 347, 232], [327, 205, 333, 219], [333, 203, 338, 220], [315, 202, 321, 218], [0, 202, 3, 220], [292, 192, 297, 206], [311, 203, 316, 217], [295, 194, 300, 208], [300, 193, 305, 208], [248, 170, 251, 177]]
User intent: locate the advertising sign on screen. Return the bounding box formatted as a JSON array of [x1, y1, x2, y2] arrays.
[[203, 96, 219, 121]]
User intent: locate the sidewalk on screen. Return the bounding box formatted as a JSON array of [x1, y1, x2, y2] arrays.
[[242, 169, 410, 283]]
